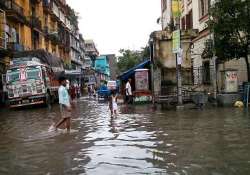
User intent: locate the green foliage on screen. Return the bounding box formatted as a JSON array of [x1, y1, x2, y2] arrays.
[[117, 46, 150, 73], [210, 0, 250, 79]]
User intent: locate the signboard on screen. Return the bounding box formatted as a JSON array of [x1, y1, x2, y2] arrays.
[[172, 0, 181, 18], [224, 70, 238, 93], [135, 69, 149, 91], [172, 30, 180, 53], [177, 48, 183, 65], [0, 10, 6, 49], [20, 67, 26, 81], [107, 81, 116, 90]]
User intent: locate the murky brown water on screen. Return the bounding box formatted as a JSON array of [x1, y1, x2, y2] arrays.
[[0, 98, 250, 175]]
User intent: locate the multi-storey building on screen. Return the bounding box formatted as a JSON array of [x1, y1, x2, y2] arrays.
[[160, 0, 248, 95], [0, 0, 88, 102], [105, 54, 117, 80], [85, 39, 99, 67], [0, 0, 86, 68], [95, 55, 110, 77]]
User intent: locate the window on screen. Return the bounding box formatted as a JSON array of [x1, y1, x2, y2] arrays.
[[7, 68, 20, 82], [26, 66, 41, 80], [199, 0, 210, 19], [200, 0, 205, 17], [186, 10, 193, 29], [181, 10, 193, 30], [162, 0, 167, 12], [202, 61, 210, 84], [181, 17, 185, 29]]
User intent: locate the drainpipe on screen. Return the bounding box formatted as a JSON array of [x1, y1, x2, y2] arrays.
[[149, 39, 155, 105]]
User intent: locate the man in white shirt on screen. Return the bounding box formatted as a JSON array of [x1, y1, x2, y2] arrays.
[[55, 76, 72, 132], [125, 78, 133, 104]]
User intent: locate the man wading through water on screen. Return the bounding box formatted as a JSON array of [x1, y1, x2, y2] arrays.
[[55, 76, 72, 132]]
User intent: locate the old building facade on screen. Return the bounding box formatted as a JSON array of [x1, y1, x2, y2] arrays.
[[0, 0, 91, 102], [0, 0, 86, 69], [159, 0, 248, 95]]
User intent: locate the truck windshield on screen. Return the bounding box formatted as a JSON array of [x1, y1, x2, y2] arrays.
[[7, 66, 41, 83], [7, 68, 20, 82], [26, 66, 41, 80]]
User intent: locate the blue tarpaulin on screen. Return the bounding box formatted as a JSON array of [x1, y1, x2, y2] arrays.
[[118, 59, 151, 81]]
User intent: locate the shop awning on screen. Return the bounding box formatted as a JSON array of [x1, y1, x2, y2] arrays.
[[118, 59, 151, 81]]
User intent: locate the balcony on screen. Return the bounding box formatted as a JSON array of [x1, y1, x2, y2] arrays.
[[0, 37, 6, 50], [48, 32, 60, 45], [43, 26, 49, 34], [0, 0, 26, 23], [29, 16, 42, 31], [7, 42, 24, 52], [42, 0, 52, 13], [71, 57, 83, 66], [30, 0, 42, 4]]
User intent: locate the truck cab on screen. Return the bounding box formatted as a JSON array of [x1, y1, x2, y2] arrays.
[[5, 57, 58, 108]]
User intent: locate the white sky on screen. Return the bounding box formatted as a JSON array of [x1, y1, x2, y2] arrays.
[[66, 0, 161, 55]]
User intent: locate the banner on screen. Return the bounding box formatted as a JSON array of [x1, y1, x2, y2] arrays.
[[0, 10, 5, 49], [172, 29, 180, 53], [177, 48, 183, 65], [172, 0, 181, 18]]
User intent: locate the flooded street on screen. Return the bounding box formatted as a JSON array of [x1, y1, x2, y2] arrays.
[[0, 98, 250, 175]]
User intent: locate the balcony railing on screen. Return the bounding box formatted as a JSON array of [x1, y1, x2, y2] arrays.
[[7, 42, 24, 52], [0, 37, 6, 50], [0, 0, 24, 16], [29, 16, 42, 30], [30, 0, 42, 4], [48, 32, 60, 44], [42, 0, 50, 7]]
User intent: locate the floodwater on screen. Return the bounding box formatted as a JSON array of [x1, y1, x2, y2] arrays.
[[0, 98, 250, 175]]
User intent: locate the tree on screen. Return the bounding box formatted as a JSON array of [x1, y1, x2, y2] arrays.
[[117, 46, 150, 73], [210, 0, 250, 80]]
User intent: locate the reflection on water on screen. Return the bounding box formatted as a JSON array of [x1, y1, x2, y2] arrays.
[[0, 98, 250, 175]]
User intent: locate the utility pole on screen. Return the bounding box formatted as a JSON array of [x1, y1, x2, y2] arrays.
[[175, 19, 183, 106], [208, 4, 217, 100], [172, 0, 183, 107]]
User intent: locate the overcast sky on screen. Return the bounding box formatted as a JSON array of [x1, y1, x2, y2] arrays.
[[66, 0, 161, 55]]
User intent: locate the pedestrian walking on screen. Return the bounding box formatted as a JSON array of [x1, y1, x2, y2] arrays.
[[109, 90, 118, 116], [55, 76, 72, 132], [70, 84, 76, 100], [125, 78, 133, 104], [88, 85, 92, 97]]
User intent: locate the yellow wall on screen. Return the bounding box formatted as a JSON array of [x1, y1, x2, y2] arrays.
[[21, 25, 32, 50], [15, 0, 30, 17], [6, 0, 62, 58]]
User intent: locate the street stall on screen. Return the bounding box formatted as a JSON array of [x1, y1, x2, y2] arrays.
[[134, 68, 152, 103], [117, 59, 152, 104]]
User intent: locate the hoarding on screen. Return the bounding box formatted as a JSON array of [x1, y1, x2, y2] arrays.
[[0, 10, 6, 49], [172, 0, 181, 18], [135, 69, 149, 91], [172, 30, 180, 53]]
